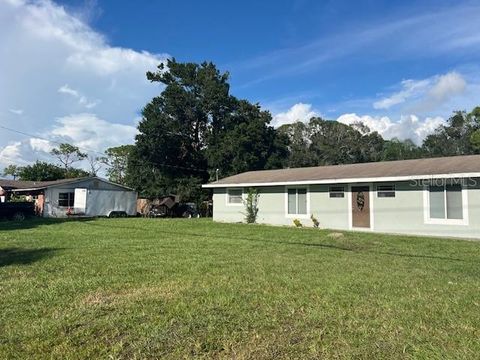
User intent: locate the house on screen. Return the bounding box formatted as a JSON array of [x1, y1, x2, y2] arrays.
[[202, 155, 480, 239], [0, 177, 137, 218]]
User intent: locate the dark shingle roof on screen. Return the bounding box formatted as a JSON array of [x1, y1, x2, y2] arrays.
[[0, 177, 87, 190], [203, 155, 480, 187]]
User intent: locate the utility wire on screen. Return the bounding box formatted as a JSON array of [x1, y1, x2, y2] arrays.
[[0, 124, 208, 173]]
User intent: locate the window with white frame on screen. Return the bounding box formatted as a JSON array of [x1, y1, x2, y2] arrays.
[[287, 188, 307, 215], [428, 184, 464, 221], [329, 186, 345, 198], [377, 184, 395, 198], [58, 192, 74, 207], [227, 188, 243, 205]]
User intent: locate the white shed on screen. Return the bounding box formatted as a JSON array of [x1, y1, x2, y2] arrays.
[[10, 177, 137, 218]]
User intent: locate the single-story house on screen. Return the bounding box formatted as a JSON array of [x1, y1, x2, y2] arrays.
[[202, 155, 480, 239], [0, 177, 137, 218]]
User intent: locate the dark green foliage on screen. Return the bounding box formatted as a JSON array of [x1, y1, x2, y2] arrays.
[[279, 118, 386, 167], [422, 107, 480, 156], [18, 161, 66, 181], [17, 161, 88, 181], [128, 59, 286, 200], [2, 164, 20, 180], [243, 188, 259, 223], [65, 167, 90, 179], [381, 138, 424, 161]]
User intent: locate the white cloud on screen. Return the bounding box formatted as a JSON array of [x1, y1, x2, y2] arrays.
[[49, 113, 138, 151], [0, 114, 137, 169], [0, 141, 27, 166], [337, 113, 445, 144], [58, 84, 99, 108], [373, 72, 467, 112], [8, 108, 24, 115], [422, 72, 466, 107], [272, 103, 319, 127], [0, 0, 168, 166], [373, 79, 430, 109]]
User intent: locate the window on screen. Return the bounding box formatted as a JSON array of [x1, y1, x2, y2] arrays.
[[287, 188, 308, 215], [58, 192, 74, 207], [429, 184, 463, 220], [426, 183, 467, 225], [227, 188, 243, 205], [377, 184, 395, 198], [329, 186, 345, 198]]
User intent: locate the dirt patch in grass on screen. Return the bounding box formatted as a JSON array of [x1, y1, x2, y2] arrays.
[[80, 281, 190, 308], [327, 232, 344, 239]]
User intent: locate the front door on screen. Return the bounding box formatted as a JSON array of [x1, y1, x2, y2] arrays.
[[351, 186, 370, 228]]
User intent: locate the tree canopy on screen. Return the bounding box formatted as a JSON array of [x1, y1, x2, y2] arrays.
[[127, 59, 286, 199]]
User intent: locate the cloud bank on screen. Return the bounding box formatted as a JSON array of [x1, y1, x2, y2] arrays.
[[0, 0, 168, 168]]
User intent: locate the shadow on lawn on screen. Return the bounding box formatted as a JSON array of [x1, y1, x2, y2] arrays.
[[0, 217, 93, 231], [0, 247, 60, 267], [83, 221, 463, 262]]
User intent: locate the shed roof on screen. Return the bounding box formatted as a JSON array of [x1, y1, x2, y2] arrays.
[[203, 155, 480, 188], [0, 178, 85, 190], [0, 177, 133, 191]]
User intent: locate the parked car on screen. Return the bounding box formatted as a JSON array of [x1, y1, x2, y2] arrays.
[[145, 196, 199, 218], [0, 202, 35, 221]]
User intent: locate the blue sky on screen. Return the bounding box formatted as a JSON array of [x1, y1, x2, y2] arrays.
[[1, 0, 480, 168]]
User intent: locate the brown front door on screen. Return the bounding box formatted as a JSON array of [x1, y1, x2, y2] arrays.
[[351, 186, 370, 228]]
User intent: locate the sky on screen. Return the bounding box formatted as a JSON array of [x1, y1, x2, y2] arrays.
[[1, 0, 480, 170]]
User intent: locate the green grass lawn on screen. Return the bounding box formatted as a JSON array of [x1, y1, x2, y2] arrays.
[[1, 218, 479, 359]]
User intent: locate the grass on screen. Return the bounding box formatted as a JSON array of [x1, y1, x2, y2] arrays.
[[1, 218, 480, 359]]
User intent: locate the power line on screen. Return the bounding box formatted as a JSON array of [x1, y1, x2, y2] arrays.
[[0, 124, 208, 173]]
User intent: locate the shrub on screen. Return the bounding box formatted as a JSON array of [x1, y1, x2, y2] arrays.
[[311, 214, 319, 228], [293, 219, 303, 227], [243, 188, 259, 224]]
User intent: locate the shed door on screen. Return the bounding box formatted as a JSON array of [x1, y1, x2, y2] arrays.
[[74, 188, 87, 213], [351, 186, 370, 228]]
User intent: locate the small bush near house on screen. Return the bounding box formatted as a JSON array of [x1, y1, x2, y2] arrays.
[[293, 219, 303, 227], [243, 188, 260, 224], [311, 214, 320, 228]]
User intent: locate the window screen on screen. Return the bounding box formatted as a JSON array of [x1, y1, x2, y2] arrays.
[[329, 186, 345, 198], [297, 189, 307, 214], [377, 184, 395, 198], [429, 184, 464, 220], [287, 188, 307, 215], [227, 189, 242, 204], [288, 189, 297, 214], [446, 184, 463, 220]]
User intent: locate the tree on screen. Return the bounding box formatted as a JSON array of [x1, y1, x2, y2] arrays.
[[206, 99, 288, 177], [65, 167, 90, 178], [18, 161, 65, 181], [382, 138, 423, 161], [87, 155, 102, 177], [128, 59, 286, 200], [50, 143, 87, 173], [279, 117, 385, 168], [422, 107, 480, 156], [102, 145, 134, 184], [3, 164, 20, 180], [277, 121, 316, 168]]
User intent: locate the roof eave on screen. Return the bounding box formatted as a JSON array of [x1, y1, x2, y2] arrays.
[[202, 172, 480, 188]]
